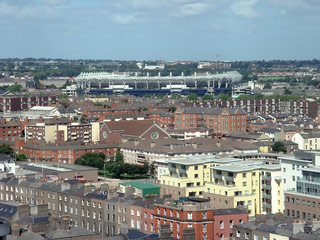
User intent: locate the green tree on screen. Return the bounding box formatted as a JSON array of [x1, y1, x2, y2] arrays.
[[218, 94, 231, 101], [156, 94, 165, 99], [115, 151, 124, 163], [272, 141, 287, 153], [17, 153, 27, 161], [263, 83, 272, 89], [7, 84, 22, 92], [143, 94, 153, 98], [202, 94, 214, 101], [57, 94, 68, 99], [168, 106, 176, 113], [171, 94, 182, 100], [284, 88, 292, 95], [75, 153, 105, 169], [187, 93, 198, 101], [0, 143, 14, 157]]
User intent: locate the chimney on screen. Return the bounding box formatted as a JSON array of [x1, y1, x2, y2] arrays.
[[293, 219, 305, 234], [1, 118, 6, 124], [170, 144, 174, 149], [134, 140, 139, 146], [151, 142, 156, 148], [159, 225, 172, 239], [39, 116, 44, 122], [11, 223, 20, 237], [182, 227, 196, 240], [18, 176, 27, 184], [53, 116, 58, 121], [18, 204, 30, 218], [216, 140, 221, 148], [145, 194, 157, 206], [192, 143, 197, 149]]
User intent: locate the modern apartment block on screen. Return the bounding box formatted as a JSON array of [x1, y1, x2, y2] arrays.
[[207, 161, 282, 216], [284, 155, 320, 221], [174, 107, 247, 134], [0, 94, 57, 113], [160, 156, 240, 198]]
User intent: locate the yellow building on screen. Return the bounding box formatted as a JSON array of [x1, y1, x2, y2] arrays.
[[161, 156, 240, 197], [207, 161, 282, 216]]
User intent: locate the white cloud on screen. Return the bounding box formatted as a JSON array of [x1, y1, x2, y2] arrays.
[[176, 2, 209, 17], [268, 0, 320, 10], [111, 14, 137, 24], [231, 0, 261, 18]]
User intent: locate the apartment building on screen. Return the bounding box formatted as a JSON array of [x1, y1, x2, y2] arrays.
[[284, 155, 320, 221], [288, 98, 318, 118], [207, 161, 282, 216], [18, 142, 117, 163], [160, 156, 240, 198], [187, 98, 318, 118], [25, 122, 92, 143], [0, 94, 57, 113], [174, 107, 247, 134], [154, 198, 215, 240], [154, 197, 249, 240], [121, 138, 258, 165]]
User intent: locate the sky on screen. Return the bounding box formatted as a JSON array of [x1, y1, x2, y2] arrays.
[[0, 0, 319, 61]]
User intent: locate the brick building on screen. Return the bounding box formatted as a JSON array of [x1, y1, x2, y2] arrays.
[[16, 141, 117, 163], [102, 119, 171, 144], [0, 94, 57, 113], [25, 123, 92, 143], [174, 107, 247, 134], [185, 99, 281, 115], [154, 198, 249, 240]]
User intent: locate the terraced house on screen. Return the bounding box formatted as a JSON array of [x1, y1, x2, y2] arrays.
[[0, 177, 161, 237]]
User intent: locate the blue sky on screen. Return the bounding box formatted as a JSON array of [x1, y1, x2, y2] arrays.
[[0, 0, 319, 61]]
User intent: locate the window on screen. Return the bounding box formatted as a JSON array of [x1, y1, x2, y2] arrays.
[[283, 167, 286, 172], [131, 209, 135, 216], [254, 235, 259, 240], [242, 182, 247, 187], [242, 173, 247, 178], [194, 166, 198, 170], [220, 221, 224, 229], [236, 231, 240, 238], [187, 212, 192, 220], [203, 211, 207, 219], [194, 174, 198, 178], [245, 232, 249, 239], [229, 220, 233, 228]]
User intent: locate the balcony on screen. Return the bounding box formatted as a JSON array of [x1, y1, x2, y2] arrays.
[[262, 193, 271, 199], [262, 175, 271, 181], [179, 168, 186, 174], [263, 202, 272, 208], [213, 174, 222, 180], [225, 175, 234, 181], [169, 167, 176, 172], [262, 184, 271, 190]]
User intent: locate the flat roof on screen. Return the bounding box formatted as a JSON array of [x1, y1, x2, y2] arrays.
[[167, 155, 241, 166], [211, 161, 280, 172], [120, 181, 160, 190]]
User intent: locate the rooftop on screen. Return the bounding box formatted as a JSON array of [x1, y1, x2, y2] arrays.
[[120, 181, 160, 190]]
